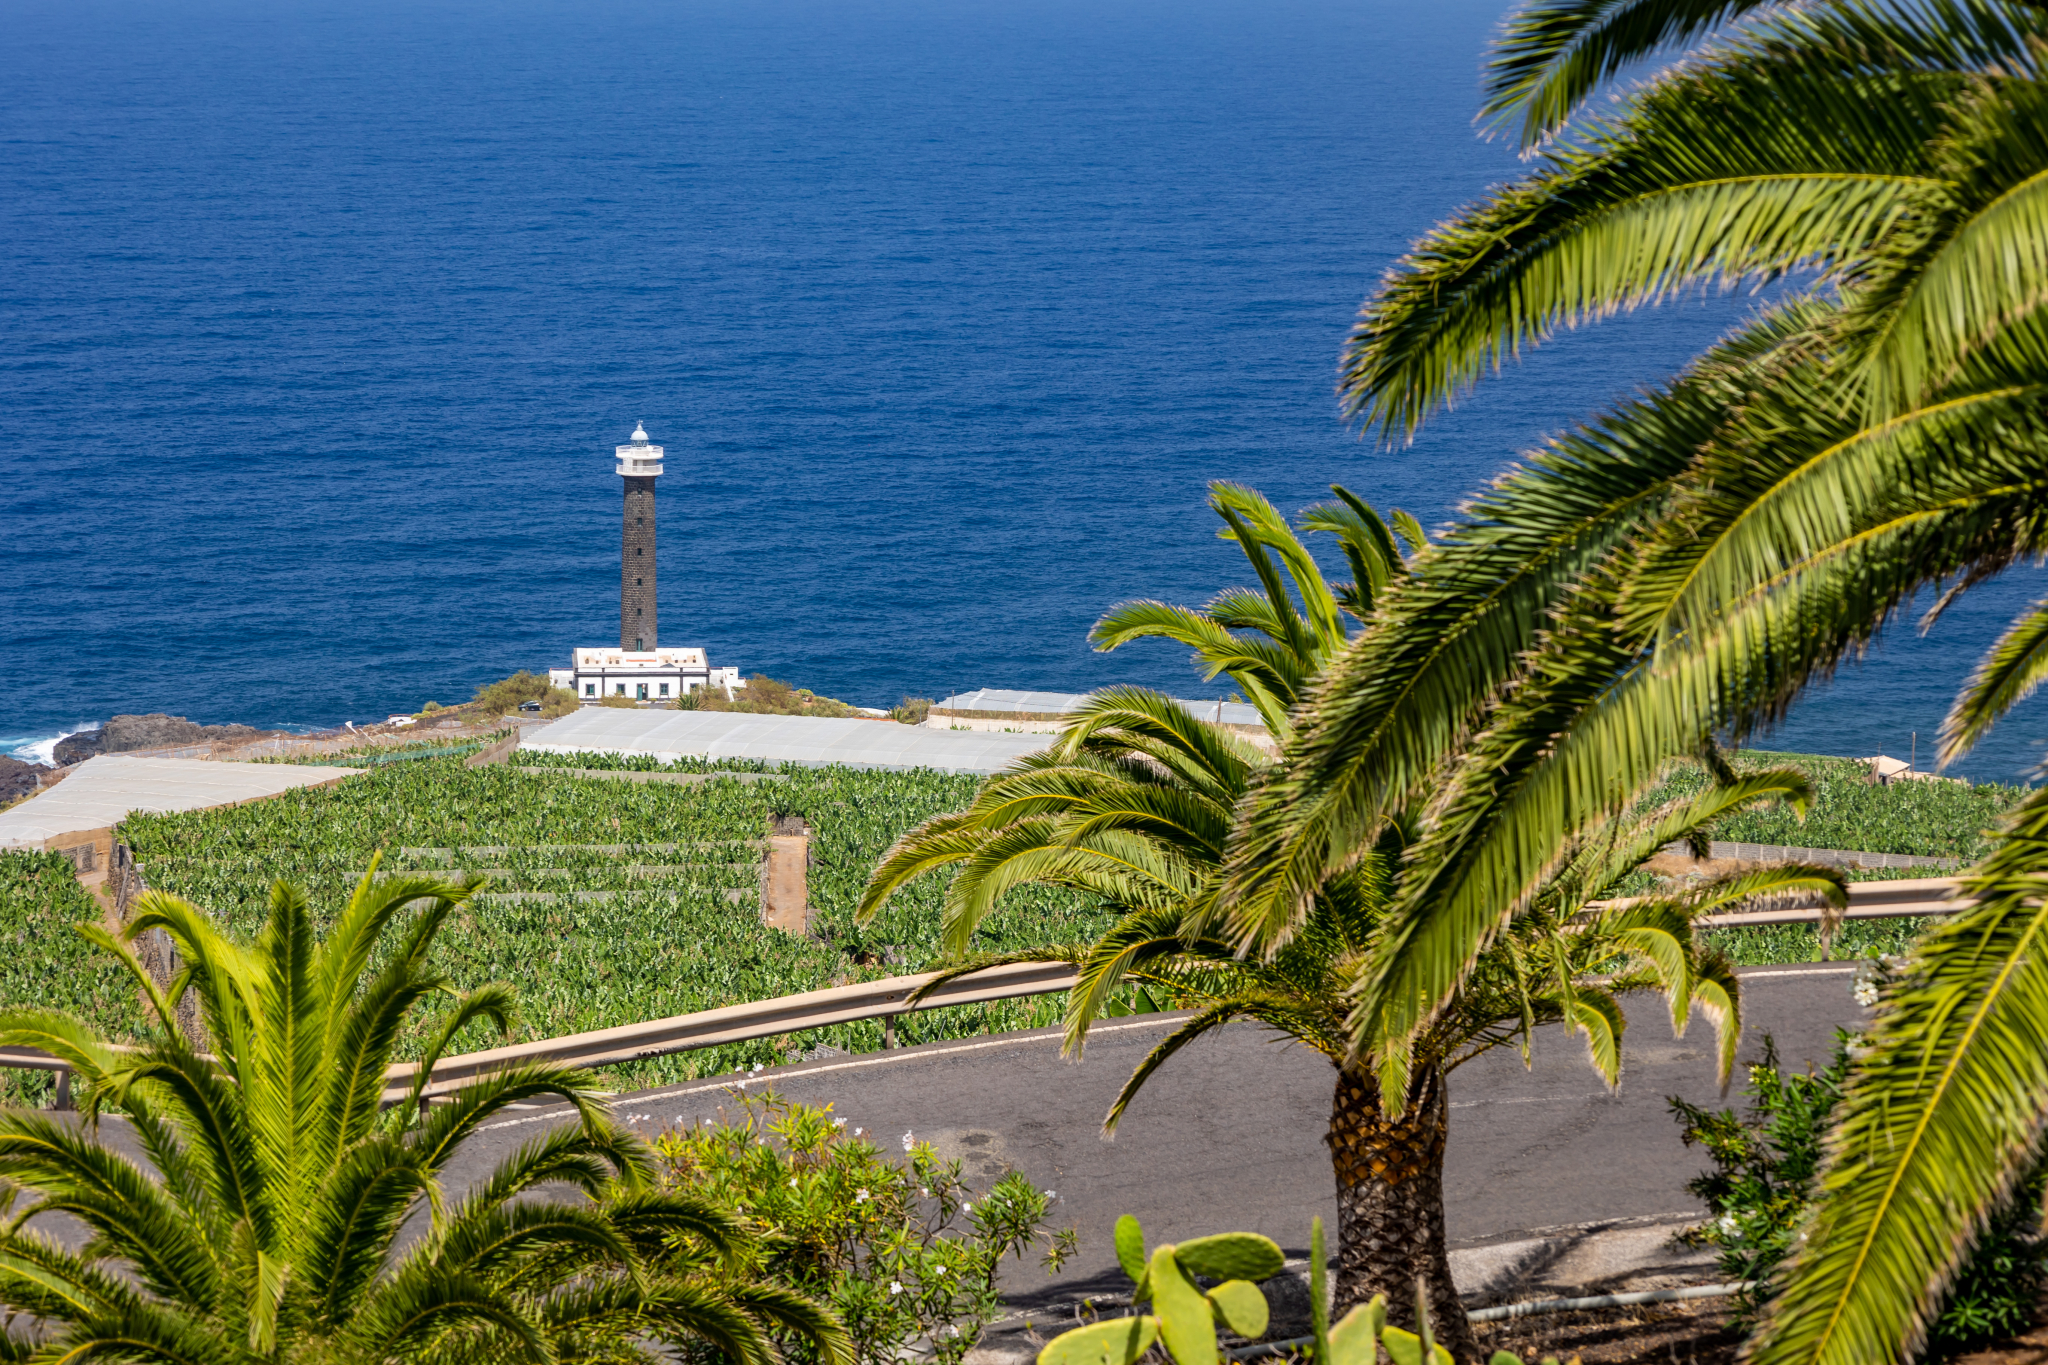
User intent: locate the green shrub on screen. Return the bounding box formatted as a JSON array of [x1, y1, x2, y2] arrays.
[[644, 1090, 1074, 1365], [688, 676, 863, 719], [598, 693, 639, 709], [473, 670, 578, 717], [1672, 1032, 2047, 1356], [890, 697, 933, 726]]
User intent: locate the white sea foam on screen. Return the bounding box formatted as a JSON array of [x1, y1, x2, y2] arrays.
[[5, 723, 99, 767]]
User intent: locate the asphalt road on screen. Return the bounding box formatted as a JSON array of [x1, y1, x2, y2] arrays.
[[37, 962, 1865, 1320], [458, 962, 1868, 1297]]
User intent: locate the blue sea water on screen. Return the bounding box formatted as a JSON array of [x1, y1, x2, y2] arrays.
[[4, 0, 2044, 782]]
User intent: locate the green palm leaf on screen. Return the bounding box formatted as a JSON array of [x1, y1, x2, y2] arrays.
[[1942, 597, 2048, 762], [1481, 0, 1781, 147], [1748, 787, 2048, 1365]]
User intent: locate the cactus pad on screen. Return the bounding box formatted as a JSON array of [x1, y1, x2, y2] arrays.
[[1174, 1232, 1284, 1283]]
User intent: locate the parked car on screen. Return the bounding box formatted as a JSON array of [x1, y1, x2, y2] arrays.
[[518, 700, 542, 713]]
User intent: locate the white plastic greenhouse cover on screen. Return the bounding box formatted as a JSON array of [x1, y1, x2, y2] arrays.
[[0, 755, 366, 849], [936, 688, 1264, 728], [520, 708, 1050, 774]]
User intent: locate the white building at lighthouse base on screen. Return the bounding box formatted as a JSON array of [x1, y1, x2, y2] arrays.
[[549, 647, 741, 706]]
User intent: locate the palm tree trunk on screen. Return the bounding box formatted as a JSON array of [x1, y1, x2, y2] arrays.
[[1327, 1064, 1477, 1362]]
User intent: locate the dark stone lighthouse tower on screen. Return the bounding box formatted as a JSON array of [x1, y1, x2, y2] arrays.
[[617, 422, 663, 651]]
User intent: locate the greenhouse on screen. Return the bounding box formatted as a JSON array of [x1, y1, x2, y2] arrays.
[[0, 754, 364, 855], [932, 688, 1263, 726], [520, 707, 1049, 773]]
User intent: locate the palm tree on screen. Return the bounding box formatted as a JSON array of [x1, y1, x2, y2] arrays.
[[0, 862, 848, 1365], [1222, 4, 2048, 1362], [858, 487, 1841, 1359]]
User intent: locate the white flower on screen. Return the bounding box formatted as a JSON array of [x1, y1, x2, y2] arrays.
[[1718, 1215, 1738, 1235], [890, 1282, 903, 1296], [789, 1177, 799, 1188], [1853, 979, 1880, 1007], [855, 1188, 871, 1204], [920, 1187, 930, 1198], [934, 1263, 948, 1275], [962, 1203, 972, 1213], [901, 1130, 915, 1151], [854, 1127, 863, 1136], [835, 1118, 847, 1127], [1045, 1190, 1056, 1199]]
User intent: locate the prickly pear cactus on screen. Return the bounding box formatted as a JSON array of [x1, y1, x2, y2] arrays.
[[1041, 1214, 1566, 1365], [1037, 1216, 1282, 1365]]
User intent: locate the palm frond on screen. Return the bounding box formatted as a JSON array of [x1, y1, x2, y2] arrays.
[[1224, 308, 1771, 948], [398, 982, 519, 1120], [1748, 787, 2048, 1365], [1480, 0, 1781, 148], [1943, 596, 2048, 763], [1353, 15, 1954, 436]]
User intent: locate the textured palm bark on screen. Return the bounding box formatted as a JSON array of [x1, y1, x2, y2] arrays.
[[1327, 1065, 1477, 1362]]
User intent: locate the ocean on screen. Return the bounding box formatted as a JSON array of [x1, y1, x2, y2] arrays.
[[4, 0, 2043, 782]]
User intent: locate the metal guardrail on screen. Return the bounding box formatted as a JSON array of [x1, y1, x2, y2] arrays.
[[1693, 875, 1970, 928], [15, 875, 1977, 1108], [381, 958, 1079, 1102], [16, 959, 1080, 1109]]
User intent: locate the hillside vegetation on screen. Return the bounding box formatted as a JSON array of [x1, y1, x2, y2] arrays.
[[0, 851, 146, 1104], [113, 756, 1113, 1088], [1642, 752, 2031, 965], [1644, 751, 2026, 861]]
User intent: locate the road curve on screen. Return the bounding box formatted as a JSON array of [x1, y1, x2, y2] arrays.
[[462, 963, 1868, 1289]]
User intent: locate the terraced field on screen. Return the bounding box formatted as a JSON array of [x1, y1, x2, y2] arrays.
[[113, 755, 1117, 1089], [0, 851, 146, 1105]]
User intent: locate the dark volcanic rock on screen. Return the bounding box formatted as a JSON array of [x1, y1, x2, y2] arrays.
[[54, 714, 273, 765], [205, 724, 261, 745], [102, 714, 209, 751], [0, 757, 45, 804], [52, 730, 105, 765]]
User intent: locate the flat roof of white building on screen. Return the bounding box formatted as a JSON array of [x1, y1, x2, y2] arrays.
[[521, 708, 1048, 774], [936, 688, 1265, 728], [572, 646, 708, 669], [0, 755, 365, 849]]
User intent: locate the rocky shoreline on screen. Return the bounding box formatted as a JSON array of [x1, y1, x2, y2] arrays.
[[47, 713, 280, 766]]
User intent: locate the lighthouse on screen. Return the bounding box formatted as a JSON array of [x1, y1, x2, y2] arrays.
[[547, 423, 740, 706], [618, 422, 662, 651]]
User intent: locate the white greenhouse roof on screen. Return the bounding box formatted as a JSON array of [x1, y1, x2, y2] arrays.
[[520, 708, 1049, 774], [936, 688, 1265, 728], [0, 755, 365, 849]]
